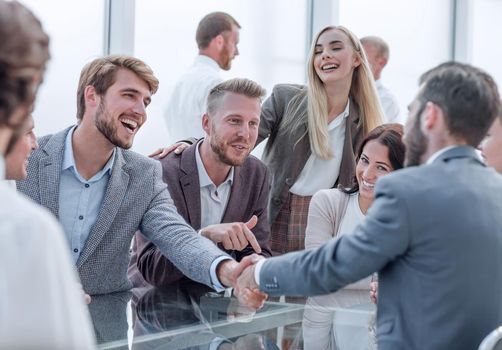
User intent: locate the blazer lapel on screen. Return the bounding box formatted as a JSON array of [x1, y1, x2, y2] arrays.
[[77, 149, 129, 268], [39, 127, 71, 218], [179, 145, 202, 229]]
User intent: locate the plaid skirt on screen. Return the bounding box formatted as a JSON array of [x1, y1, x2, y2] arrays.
[[271, 192, 312, 255]]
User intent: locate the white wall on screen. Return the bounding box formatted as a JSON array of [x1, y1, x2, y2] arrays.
[[21, 0, 104, 139], [338, 0, 452, 124]]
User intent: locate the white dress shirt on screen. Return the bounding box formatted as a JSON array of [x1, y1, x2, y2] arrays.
[[195, 141, 234, 228], [290, 101, 349, 196], [195, 141, 235, 292], [165, 55, 223, 143], [376, 79, 401, 124], [0, 157, 96, 349]]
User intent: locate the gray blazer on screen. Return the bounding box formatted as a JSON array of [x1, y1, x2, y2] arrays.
[[259, 146, 502, 349], [258, 84, 363, 224], [17, 127, 228, 295]]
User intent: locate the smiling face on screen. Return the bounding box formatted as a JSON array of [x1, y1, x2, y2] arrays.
[[356, 139, 394, 203], [93, 69, 151, 149], [312, 28, 360, 86], [5, 114, 38, 180], [203, 92, 260, 166], [480, 118, 502, 173]]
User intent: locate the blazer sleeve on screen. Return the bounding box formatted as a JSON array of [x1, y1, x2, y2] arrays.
[[136, 239, 186, 287], [234, 166, 272, 260], [139, 162, 229, 288], [259, 177, 410, 296]]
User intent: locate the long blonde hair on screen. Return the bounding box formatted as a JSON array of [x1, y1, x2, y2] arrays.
[[282, 25, 384, 159]]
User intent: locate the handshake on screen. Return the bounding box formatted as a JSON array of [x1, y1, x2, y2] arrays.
[[217, 254, 268, 310]]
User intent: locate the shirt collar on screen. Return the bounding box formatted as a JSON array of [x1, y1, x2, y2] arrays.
[[62, 125, 116, 181], [194, 55, 221, 72], [328, 99, 350, 130], [195, 140, 234, 188], [426, 145, 459, 164]]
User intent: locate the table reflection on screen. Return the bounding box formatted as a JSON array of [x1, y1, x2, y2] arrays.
[[89, 281, 375, 350]]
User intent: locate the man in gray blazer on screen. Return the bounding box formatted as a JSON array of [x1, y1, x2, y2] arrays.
[[236, 62, 502, 349], [129, 78, 272, 288], [16, 56, 258, 298]]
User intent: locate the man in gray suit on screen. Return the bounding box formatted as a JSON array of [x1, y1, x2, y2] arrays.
[[16, 55, 261, 301], [235, 62, 502, 349]]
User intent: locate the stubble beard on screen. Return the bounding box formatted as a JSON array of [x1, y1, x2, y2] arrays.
[[209, 132, 248, 167], [94, 99, 133, 149], [404, 115, 428, 167]]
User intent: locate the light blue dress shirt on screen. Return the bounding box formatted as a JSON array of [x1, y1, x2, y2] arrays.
[[58, 126, 116, 263]]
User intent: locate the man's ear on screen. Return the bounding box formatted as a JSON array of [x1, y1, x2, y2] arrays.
[[378, 56, 388, 69], [211, 34, 225, 51], [202, 113, 211, 135], [84, 85, 100, 108], [422, 102, 441, 131]]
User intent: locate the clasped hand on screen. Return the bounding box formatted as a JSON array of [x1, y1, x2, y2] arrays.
[[218, 254, 268, 310]]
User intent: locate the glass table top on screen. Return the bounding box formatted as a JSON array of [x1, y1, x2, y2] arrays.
[[90, 281, 376, 350]]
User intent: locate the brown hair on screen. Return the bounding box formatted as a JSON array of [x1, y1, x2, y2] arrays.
[[206, 78, 265, 116], [0, 0, 50, 127], [418, 62, 501, 146], [76, 55, 159, 120], [196, 12, 240, 50]]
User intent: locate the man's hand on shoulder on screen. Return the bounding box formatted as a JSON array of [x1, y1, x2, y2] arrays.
[[149, 141, 191, 159]]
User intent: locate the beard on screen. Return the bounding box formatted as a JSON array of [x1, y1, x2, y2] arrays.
[[94, 99, 133, 149], [404, 112, 428, 167], [209, 129, 250, 167], [218, 45, 232, 71]]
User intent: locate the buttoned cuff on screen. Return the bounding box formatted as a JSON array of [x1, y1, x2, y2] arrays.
[[254, 259, 265, 287], [210, 256, 233, 292]]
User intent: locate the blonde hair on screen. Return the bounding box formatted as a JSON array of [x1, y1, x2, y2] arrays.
[[76, 55, 159, 120], [282, 25, 384, 159]]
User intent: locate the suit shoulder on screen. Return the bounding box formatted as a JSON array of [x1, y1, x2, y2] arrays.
[[121, 149, 160, 172], [241, 155, 268, 176], [377, 165, 438, 196], [272, 83, 307, 97], [37, 133, 54, 148]]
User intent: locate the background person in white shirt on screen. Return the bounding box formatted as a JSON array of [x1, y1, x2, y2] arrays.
[[361, 36, 401, 124], [164, 12, 240, 143]]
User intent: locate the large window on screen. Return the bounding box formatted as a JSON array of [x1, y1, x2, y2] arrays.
[[338, 0, 452, 123], [471, 0, 502, 87], [21, 0, 104, 138], [133, 0, 308, 154]]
